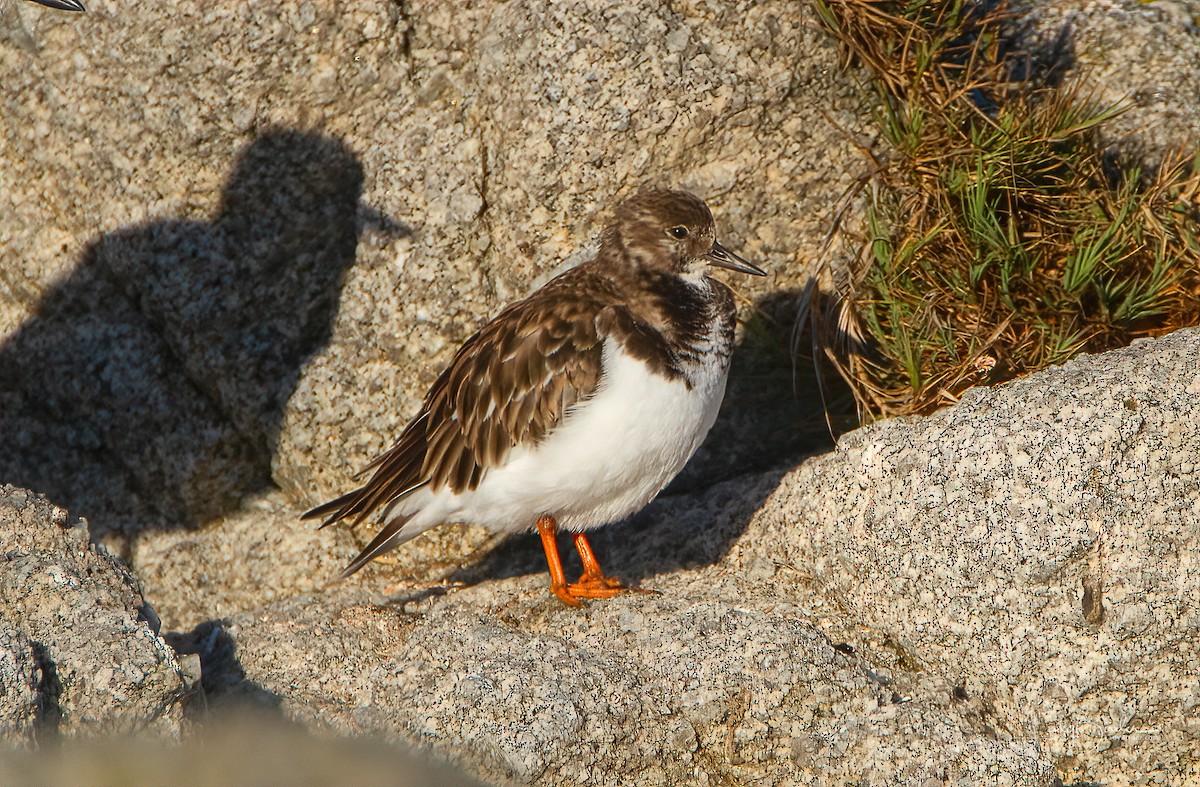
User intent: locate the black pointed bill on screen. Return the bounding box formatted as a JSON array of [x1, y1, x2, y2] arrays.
[[705, 241, 766, 276], [29, 0, 86, 10]]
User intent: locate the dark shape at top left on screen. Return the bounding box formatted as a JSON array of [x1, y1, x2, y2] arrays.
[[27, 0, 86, 11], [0, 130, 392, 537]]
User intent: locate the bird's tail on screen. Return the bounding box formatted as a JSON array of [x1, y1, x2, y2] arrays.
[[338, 511, 421, 579], [302, 478, 430, 529], [301, 488, 363, 528]]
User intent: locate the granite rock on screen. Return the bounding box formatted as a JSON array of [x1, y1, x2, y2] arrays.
[[195, 580, 1057, 786], [0, 627, 40, 740], [757, 328, 1200, 785], [0, 485, 190, 740], [185, 329, 1200, 786], [3, 1, 1199, 784]]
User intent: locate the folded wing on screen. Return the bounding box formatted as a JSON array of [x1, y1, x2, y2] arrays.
[[302, 291, 607, 537]]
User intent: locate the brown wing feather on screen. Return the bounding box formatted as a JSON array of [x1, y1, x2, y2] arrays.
[[421, 296, 605, 486], [302, 275, 607, 529]]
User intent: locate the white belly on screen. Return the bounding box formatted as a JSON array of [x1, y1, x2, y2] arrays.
[[396, 337, 729, 536]]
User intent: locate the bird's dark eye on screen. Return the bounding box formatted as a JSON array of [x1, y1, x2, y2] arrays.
[[668, 226, 689, 239]]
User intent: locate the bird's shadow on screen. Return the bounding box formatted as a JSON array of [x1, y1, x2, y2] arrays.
[[394, 287, 846, 596], [0, 129, 408, 539]]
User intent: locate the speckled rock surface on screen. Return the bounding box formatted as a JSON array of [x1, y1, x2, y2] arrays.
[[0, 627, 40, 740], [196, 581, 1056, 786], [757, 328, 1200, 785], [126, 489, 363, 630], [0, 485, 190, 740], [1010, 0, 1200, 163], [4, 1, 1198, 783]]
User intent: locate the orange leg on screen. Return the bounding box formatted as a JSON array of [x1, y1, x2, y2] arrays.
[[538, 515, 581, 607], [537, 515, 650, 607], [571, 533, 626, 591]]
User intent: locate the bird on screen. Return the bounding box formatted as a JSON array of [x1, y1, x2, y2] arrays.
[[304, 189, 765, 606]]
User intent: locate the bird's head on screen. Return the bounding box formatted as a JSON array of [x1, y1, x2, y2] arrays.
[[604, 189, 765, 281]]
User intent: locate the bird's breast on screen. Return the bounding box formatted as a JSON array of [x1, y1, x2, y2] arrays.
[[665, 282, 737, 389], [441, 335, 730, 533]]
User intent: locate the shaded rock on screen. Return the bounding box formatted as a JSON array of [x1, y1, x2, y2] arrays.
[[0, 486, 190, 740], [0, 128, 366, 536], [2, 5, 397, 540], [0, 627, 40, 740], [1010, 0, 1200, 165]]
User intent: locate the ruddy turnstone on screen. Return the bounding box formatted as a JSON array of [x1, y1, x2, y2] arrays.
[[305, 189, 764, 606]]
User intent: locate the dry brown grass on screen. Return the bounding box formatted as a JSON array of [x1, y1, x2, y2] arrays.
[[804, 0, 1200, 421]]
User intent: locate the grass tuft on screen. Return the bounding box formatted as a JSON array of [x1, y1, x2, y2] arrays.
[[804, 0, 1200, 421]]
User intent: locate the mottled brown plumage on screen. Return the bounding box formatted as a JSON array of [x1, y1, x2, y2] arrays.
[[304, 189, 764, 599]]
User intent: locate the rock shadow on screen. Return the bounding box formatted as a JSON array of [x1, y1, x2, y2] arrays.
[[0, 130, 403, 537], [162, 623, 490, 787], [1004, 9, 1077, 89], [166, 623, 284, 720]]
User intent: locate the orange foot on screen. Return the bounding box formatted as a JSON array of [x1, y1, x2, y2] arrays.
[[537, 515, 654, 607]]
